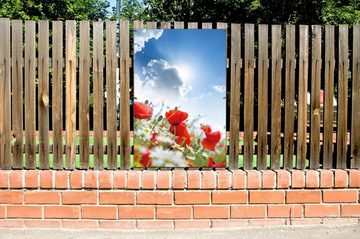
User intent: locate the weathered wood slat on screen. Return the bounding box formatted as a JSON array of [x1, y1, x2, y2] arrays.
[[202, 22, 212, 29], [79, 21, 90, 169], [187, 22, 198, 29], [106, 21, 118, 170], [11, 20, 23, 169], [0, 18, 11, 169], [257, 24, 268, 170], [146, 22, 157, 29], [174, 22, 184, 29], [160, 22, 171, 29], [24, 21, 36, 169], [65, 20, 77, 169], [352, 25, 360, 168], [271, 25, 282, 169], [52, 21, 64, 169], [93, 21, 104, 170], [284, 25, 296, 169], [120, 20, 130, 169], [336, 25, 348, 169], [229, 23, 241, 169], [323, 25, 335, 169], [244, 24, 255, 169], [133, 20, 143, 29]]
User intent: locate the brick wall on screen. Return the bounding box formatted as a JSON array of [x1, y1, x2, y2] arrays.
[[0, 169, 359, 229]]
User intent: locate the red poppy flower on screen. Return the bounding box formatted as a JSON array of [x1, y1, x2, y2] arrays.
[[134, 102, 153, 119], [165, 109, 188, 125], [200, 125, 212, 135], [150, 132, 158, 144], [140, 150, 151, 167], [169, 122, 192, 146], [201, 125, 221, 151], [208, 157, 226, 168]]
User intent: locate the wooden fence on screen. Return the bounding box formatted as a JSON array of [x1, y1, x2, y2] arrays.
[[0, 18, 359, 170]]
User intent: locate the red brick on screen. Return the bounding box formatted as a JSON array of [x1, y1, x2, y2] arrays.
[[113, 171, 126, 189], [137, 191, 172, 205], [322, 218, 359, 225], [187, 170, 201, 189], [175, 191, 210, 204], [172, 170, 186, 189], [0, 170, 9, 188], [194, 206, 229, 219], [334, 169, 348, 188], [137, 220, 173, 229], [40, 171, 53, 189], [276, 170, 291, 188], [268, 205, 303, 218], [82, 206, 117, 219], [24, 220, 61, 228], [0, 206, 5, 218], [141, 171, 155, 189], [127, 170, 140, 189], [62, 220, 98, 228], [55, 171, 68, 189], [99, 192, 135, 205], [212, 191, 247, 204], [69, 171, 83, 189], [156, 206, 192, 219], [0, 220, 24, 228], [7, 205, 42, 218], [217, 170, 231, 189], [246, 170, 261, 189], [99, 220, 136, 229], [119, 206, 154, 219], [98, 171, 112, 189], [341, 204, 360, 217], [262, 170, 276, 189], [174, 220, 211, 229], [319, 169, 334, 188], [231, 205, 266, 218], [24, 170, 38, 188], [157, 171, 171, 189], [305, 170, 319, 188], [211, 219, 249, 228], [202, 170, 216, 189], [44, 206, 80, 219], [0, 191, 23, 204], [232, 170, 246, 189], [84, 171, 97, 188], [291, 170, 305, 188], [286, 190, 321, 203], [24, 191, 60, 204], [62, 191, 97, 204], [304, 204, 339, 217], [249, 219, 286, 226], [348, 169, 360, 188], [250, 190, 285, 204], [323, 190, 358, 203], [10, 171, 23, 188]]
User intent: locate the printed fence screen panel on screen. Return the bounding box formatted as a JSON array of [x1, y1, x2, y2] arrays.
[[133, 29, 227, 168]]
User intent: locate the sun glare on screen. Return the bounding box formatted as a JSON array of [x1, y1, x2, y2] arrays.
[[177, 64, 193, 82]]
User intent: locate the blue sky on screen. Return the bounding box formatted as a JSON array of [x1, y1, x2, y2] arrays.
[[134, 29, 227, 131]]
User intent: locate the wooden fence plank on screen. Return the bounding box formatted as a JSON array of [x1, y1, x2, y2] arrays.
[[24, 21, 36, 169], [65, 20, 77, 169], [133, 20, 143, 29], [352, 25, 360, 168], [187, 22, 198, 29], [52, 21, 63, 169], [229, 23, 241, 169], [337, 25, 348, 169], [79, 21, 90, 169], [11, 20, 23, 168], [323, 25, 335, 168], [202, 22, 212, 29], [297, 25, 309, 169], [244, 24, 255, 169], [257, 24, 268, 170], [174, 22, 184, 29], [146, 22, 157, 29], [106, 21, 117, 169], [0, 18, 11, 169], [38, 20, 50, 169], [120, 20, 130, 169], [160, 22, 171, 29], [271, 25, 282, 169], [93, 21, 104, 169], [284, 25, 296, 169]]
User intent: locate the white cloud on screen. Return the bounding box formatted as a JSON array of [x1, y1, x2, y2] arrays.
[[212, 84, 226, 94], [134, 29, 164, 53]]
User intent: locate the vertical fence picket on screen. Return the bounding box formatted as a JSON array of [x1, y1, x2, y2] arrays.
[[160, 22, 171, 29], [271, 25, 282, 169], [202, 23, 212, 29], [323, 25, 335, 169], [93, 21, 104, 170], [337, 25, 349, 169], [187, 22, 198, 29], [257, 24, 268, 170], [174, 22, 184, 29], [352, 25, 360, 168], [106, 21, 117, 170], [11, 20, 23, 169], [146, 22, 157, 29], [79, 21, 90, 169]]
